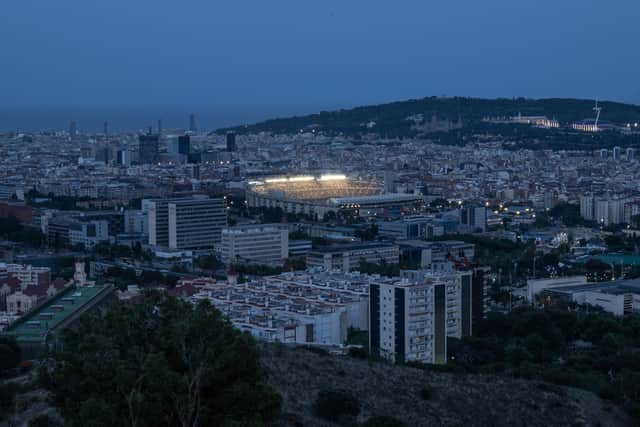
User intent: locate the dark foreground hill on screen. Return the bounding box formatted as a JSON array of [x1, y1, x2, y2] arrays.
[[262, 344, 631, 427], [216, 96, 640, 139]]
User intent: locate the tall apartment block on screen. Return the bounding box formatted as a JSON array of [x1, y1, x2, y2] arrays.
[[226, 132, 237, 152], [370, 279, 448, 364], [146, 197, 226, 249], [138, 134, 159, 164], [178, 135, 190, 155], [370, 270, 475, 365]]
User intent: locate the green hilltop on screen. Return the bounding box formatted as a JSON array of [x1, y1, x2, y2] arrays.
[[216, 96, 640, 140]]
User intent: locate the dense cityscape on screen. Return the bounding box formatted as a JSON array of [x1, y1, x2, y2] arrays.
[[0, 98, 639, 425], [2, 1, 640, 426]]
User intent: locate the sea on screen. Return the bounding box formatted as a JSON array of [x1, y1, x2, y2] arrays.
[[0, 103, 342, 133]]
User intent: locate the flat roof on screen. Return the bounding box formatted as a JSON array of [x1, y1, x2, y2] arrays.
[[4, 285, 113, 344], [399, 240, 473, 249], [544, 279, 640, 296], [590, 254, 640, 266], [311, 242, 397, 254]]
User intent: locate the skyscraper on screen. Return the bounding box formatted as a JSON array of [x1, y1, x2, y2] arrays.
[[189, 114, 197, 132], [226, 132, 237, 152], [138, 133, 159, 164], [157, 119, 163, 135], [178, 135, 190, 155], [461, 206, 487, 232], [116, 150, 131, 166], [69, 121, 77, 137], [103, 121, 109, 136]]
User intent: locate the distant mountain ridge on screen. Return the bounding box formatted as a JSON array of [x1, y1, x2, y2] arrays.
[[216, 96, 640, 138]]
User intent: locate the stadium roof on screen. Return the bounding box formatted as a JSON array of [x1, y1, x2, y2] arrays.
[[329, 193, 423, 205]]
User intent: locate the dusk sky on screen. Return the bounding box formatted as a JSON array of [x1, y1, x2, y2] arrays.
[[2, 0, 639, 109]]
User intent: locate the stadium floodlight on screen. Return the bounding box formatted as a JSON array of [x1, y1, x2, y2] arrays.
[[319, 174, 347, 181], [288, 176, 315, 182]]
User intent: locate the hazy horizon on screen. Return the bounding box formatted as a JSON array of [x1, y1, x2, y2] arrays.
[[1, 94, 638, 133]]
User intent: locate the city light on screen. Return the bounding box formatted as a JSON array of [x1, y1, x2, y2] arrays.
[[288, 176, 315, 182], [319, 174, 347, 181]]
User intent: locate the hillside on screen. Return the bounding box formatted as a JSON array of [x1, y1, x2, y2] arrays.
[[262, 344, 631, 427], [216, 97, 640, 139]]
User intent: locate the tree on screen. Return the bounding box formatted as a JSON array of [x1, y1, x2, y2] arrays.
[[29, 414, 63, 427], [0, 336, 20, 372], [505, 341, 532, 366], [40, 291, 281, 427], [196, 255, 223, 270]]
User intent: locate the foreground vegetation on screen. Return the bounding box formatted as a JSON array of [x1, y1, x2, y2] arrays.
[[38, 291, 282, 427], [450, 308, 640, 421]]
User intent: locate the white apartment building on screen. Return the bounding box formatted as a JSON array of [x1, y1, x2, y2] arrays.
[[579, 195, 595, 221], [581, 195, 630, 225], [307, 242, 400, 272], [370, 269, 475, 365], [146, 196, 227, 249], [370, 279, 447, 365], [184, 269, 371, 345], [220, 224, 289, 266]]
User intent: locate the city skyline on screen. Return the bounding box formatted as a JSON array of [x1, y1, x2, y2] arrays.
[[2, 2, 640, 425]]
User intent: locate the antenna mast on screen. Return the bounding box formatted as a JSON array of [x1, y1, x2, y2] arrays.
[[593, 100, 602, 130]]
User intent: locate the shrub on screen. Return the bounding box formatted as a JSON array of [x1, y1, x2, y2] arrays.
[[29, 414, 63, 427], [0, 337, 21, 372], [0, 382, 20, 412], [303, 346, 330, 357], [313, 389, 360, 422], [419, 384, 433, 400], [362, 415, 407, 427], [348, 346, 368, 359]]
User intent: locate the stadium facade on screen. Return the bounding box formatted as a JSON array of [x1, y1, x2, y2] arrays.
[[246, 174, 423, 217]]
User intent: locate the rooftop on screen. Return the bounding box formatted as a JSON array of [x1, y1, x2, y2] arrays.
[[4, 285, 113, 344], [543, 279, 640, 296], [310, 242, 397, 254]]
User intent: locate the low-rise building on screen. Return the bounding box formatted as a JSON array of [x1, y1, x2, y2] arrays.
[[220, 224, 289, 266], [182, 269, 372, 345], [537, 279, 640, 316], [377, 216, 445, 240], [68, 219, 109, 248], [398, 240, 475, 270], [307, 242, 399, 272]]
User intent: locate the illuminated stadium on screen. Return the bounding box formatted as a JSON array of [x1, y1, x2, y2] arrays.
[[247, 174, 423, 217]]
